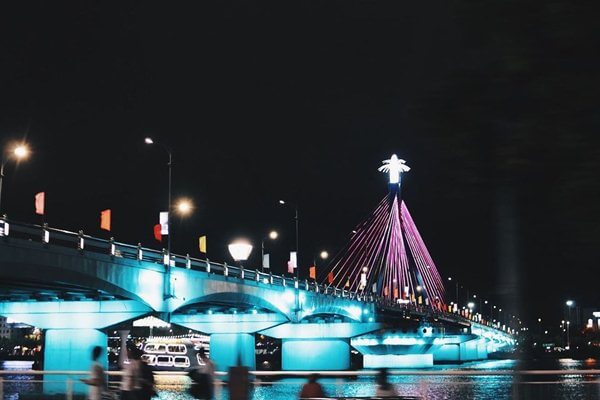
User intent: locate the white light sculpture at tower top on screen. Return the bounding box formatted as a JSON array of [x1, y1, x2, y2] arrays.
[[378, 154, 410, 184]]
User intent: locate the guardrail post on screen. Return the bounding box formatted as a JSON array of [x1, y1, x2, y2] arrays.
[[305, 279, 309, 290], [240, 266, 244, 279], [109, 237, 116, 256], [42, 223, 49, 244], [137, 243, 143, 260], [206, 259, 211, 273], [224, 262, 228, 277], [0, 215, 9, 237], [186, 254, 191, 269], [66, 378, 73, 400], [77, 230, 84, 250], [162, 248, 169, 265], [256, 271, 260, 282], [0, 377, 3, 399]]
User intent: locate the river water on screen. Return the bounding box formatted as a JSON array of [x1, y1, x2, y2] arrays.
[[2, 358, 600, 399]]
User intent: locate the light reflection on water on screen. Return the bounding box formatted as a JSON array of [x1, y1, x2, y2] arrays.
[[3, 359, 600, 399]]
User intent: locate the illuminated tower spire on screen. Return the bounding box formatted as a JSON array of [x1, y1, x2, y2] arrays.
[[378, 154, 410, 185]]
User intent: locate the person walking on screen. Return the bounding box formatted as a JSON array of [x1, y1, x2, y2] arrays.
[[299, 373, 325, 399], [81, 346, 106, 400], [189, 347, 216, 399], [375, 368, 398, 397], [120, 346, 142, 400]]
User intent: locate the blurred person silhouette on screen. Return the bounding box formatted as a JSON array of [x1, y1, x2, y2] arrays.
[[299, 373, 325, 399], [138, 349, 157, 400], [375, 368, 398, 397], [81, 346, 107, 400], [120, 345, 142, 400], [189, 347, 215, 399]]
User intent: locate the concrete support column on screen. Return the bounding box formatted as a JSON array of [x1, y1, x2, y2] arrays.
[[210, 333, 255, 372], [118, 329, 130, 366], [281, 338, 350, 370], [43, 329, 107, 394]]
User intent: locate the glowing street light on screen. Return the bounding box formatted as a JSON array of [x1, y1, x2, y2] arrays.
[[261, 230, 278, 272], [175, 198, 193, 215], [0, 142, 31, 213], [228, 239, 253, 263], [320, 250, 329, 260]]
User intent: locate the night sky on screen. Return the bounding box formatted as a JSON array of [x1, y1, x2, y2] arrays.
[[0, 2, 598, 327]]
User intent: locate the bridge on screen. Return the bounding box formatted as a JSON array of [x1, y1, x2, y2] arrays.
[[0, 218, 514, 376]]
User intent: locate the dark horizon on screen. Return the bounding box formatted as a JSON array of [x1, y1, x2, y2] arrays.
[[1, 1, 598, 330]]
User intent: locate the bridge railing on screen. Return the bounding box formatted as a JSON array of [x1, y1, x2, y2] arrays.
[[0, 217, 512, 337]]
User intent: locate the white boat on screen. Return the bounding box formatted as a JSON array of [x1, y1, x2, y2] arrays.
[[155, 355, 174, 367], [144, 343, 167, 354], [173, 356, 190, 368], [141, 354, 156, 366], [166, 344, 187, 355]]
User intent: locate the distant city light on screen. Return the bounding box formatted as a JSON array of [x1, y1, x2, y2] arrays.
[[566, 300, 574, 307], [269, 230, 278, 240], [320, 250, 329, 259]]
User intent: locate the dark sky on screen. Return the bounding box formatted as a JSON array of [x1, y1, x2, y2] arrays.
[[0, 1, 598, 327]]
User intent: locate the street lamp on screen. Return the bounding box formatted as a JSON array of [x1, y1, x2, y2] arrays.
[[175, 198, 193, 216], [279, 199, 299, 279], [144, 137, 173, 256], [320, 250, 329, 260], [261, 230, 278, 272], [228, 239, 253, 266], [566, 300, 575, 350], [0, 142, 30, 213]]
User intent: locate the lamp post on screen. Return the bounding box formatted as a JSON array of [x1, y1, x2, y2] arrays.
[[261, 230, 278, 272], [566, 300, 574, 350], [279, 200, 299, 279], [0, 143, 30, 213], [145, 137, 173, 257]]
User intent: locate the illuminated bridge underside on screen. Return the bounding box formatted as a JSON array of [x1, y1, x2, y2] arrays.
[[0, 223, 514, 377]]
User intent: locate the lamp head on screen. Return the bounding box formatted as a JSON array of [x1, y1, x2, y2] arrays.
[[175, 198, 193, 215], [320, 250, 329, 260], [144, 137, 154, 145], [268, 230, 278, 240], [13, 144, 30, 159], [228, 239, 253, 262]]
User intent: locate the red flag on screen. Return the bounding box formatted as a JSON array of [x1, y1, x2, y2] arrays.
[[100, 209, 111, 231], [287, 261, 294, 274], [35, 192, 45, 215], [309, 266, 316, 280], [327, 272, 334, 284], [153, 224, 162, 242]]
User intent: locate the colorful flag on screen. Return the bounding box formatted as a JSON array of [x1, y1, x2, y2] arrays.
[[262, 253, 270, 269], [289, 251, 297, 269], [35, 192, 45, 215], [153, 224, 162, 242], [327, 272, 334, 284], [199, 236, 207, 253], [159, 211, 169, 235], [309, 265, 316, 280], [287, 261, 294, 274], [393, 288, 399, 298], [100, 209, 111, 231]]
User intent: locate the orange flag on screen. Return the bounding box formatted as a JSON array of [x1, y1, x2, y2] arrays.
[[345, 278, 350, 288], [393, 288, 399, 298], [153, 224, 162, 242], [309, 265, 316, 280], [100, 209, 111, 231], [35, 192, 45, 215], [327, 272, 334, 284]]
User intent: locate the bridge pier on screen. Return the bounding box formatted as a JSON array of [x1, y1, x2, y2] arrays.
[[281, 338, 350, 370], [44, 329, 108, 394], [209, 333, 256, 371]]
